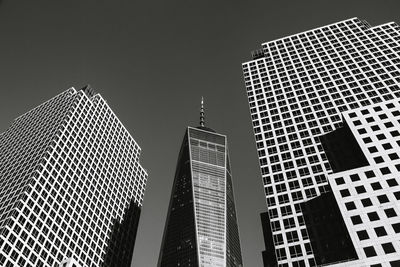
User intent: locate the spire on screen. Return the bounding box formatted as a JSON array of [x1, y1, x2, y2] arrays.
[[200, 97, 205, 127]]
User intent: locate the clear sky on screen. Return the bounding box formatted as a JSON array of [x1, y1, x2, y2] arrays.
[[0, 1, 399, 266]]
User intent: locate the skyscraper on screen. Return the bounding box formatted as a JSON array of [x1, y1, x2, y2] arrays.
[[242, 18, 400, 266], [158, 100, 243, 267], [0, 86, 147, 267]]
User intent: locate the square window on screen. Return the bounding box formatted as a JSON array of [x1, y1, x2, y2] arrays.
[[335, 177, 345, 185], [345, 202, 356, 210], [365, 171, 375, 178], [358, 128, 367, 134], [374, 226, 387, 237], [366, 117, 375, 123], [363, 137, 372, 144], [389, 153, 399, 160], [384, 208, 397, 218], [356, 230, 369, 241], [371, 182, 382, 190], [355, 185, 366, 194], [363, 246, 377, 257], [383, 143, 393, 150], [368, 146, 378, 153], [351, 215, 362, 225], [340, 189, 351, 197], [382, 243, 396, 254], [393, 223, 400, 233], [350, 174, 361, 181], [377, 195, 389, 204], [377, 134, 387, 140], [361, 198, 373, 207], [374, 156, 384, 163], [387, 178, 398, 187], [367, 212, 380, 221], [390, 260, 400, 266], [380, 167, 391, 175]]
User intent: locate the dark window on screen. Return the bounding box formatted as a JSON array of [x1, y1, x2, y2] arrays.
[[355, 185, 366, 194], [384, 208, 397, 218], [377, 195, 389, 204], [374, 156, 384, 163], [374, 226, 387, 237], [392, 223, 400, 233], [363, 137, 372, 144], [356, 230, 369, 241], [340, 189, 350, 197], [350, 174, 361, 181], [345, 202, 356, 210], [367, 212, 379, 221], [382, 243, 396, 254], [361, 198, 373, 207], [382, 143, 393, 150], [335, 177, 345, 185], [380, 167, 391, 175], [365, 170, 375, 178], [368, 146, 378, 153], [363, 246, 377, 257], [389, 153, 399, 160], [387, 178, 398, 187], [371, 182, 382, 190], [351, 215, 362, 225], [377, 134, 386, 140]]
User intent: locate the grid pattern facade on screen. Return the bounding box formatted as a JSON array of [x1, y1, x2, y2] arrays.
[[328, 99, 400, 266], [159, 126, 243, 267], [242, 18, 400, 266], [189, 127, 227, 267], [0, 88, 147, 267]]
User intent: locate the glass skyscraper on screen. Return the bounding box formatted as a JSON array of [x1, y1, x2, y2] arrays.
[[0, 86, 147, 267], [242, 18, 400, 266], [158, 102, 243, 267]]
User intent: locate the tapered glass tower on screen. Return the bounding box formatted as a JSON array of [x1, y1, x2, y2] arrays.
[[158, 100, 243, 267]]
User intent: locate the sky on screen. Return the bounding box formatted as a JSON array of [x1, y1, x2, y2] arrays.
[[0, 1, 399, 266]]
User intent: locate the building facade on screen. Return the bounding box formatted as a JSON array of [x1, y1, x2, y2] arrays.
[[242, 18, 400, 266], [158, 104, 243, 267], [0, 86, 147, 267]]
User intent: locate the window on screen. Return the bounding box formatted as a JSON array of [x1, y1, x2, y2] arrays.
[[350, 174, 361, 181], [368, 212, 380, 221], [286, 230, 299, 242], [377, 195, 389, 204], [340, 189, 351, 197], [365, 171, 375, 178], [392, 223, 400, 233], [363, 246, 377, 257], [356, 230, 369, 240], [345, 202, 356, 210], [351, 215, 362, 225], [355, 185, 366, 194], [374, 226, 387, 237], [384, 208, 397, 218], [382, 243, 396, 254]]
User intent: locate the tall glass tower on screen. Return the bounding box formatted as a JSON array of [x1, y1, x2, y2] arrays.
[[158, 100, 243, 267], [242, 18, 400, 266], [0, 86, 147, 267]]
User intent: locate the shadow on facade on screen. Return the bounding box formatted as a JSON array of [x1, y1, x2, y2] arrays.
[[101, 199, 141, 267]]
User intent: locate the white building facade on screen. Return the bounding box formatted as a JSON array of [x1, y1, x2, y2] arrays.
[[0, 86, 147, 267], [242, 18, 400, 266]]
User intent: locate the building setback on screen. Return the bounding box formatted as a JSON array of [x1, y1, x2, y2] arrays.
[[0, 86, 147, 267], [242, 18, 400, 266], [158, 101, 243, 267]]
